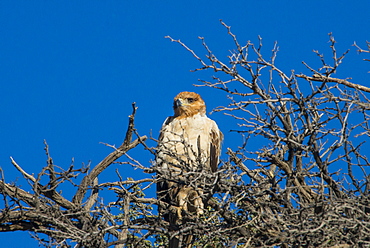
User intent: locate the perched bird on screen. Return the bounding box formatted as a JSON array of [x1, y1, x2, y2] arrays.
[[156, 91, 223, 247]]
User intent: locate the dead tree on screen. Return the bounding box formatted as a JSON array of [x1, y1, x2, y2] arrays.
[[163, 21, 370, 247], [0, 104, 155, 248], [1, 22, 370, 247]]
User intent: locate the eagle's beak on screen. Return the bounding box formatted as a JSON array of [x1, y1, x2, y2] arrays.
[[175, 98, 186, 107]]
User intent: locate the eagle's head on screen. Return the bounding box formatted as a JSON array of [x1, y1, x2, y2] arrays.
[[173, 91, 206, 118]]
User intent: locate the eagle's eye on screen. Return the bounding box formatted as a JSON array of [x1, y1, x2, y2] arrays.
[[187, 98, 195, 103]]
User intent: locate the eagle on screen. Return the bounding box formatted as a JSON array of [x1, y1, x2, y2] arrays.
[[156, 91, 223, 247]]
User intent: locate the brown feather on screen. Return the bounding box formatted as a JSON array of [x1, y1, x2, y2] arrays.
[[210, 129, 223, 172]]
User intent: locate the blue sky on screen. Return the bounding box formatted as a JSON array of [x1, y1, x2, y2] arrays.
[[1, 1, 369, 247]]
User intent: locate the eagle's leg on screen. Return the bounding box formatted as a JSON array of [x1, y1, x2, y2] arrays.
[[177, 188, 189, 219], [188, 189, 204, 216], [175, 206, 183, 220], [192, 195, 204, 216]]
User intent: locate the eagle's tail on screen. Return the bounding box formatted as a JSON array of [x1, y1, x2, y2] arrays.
[[169, 233, 193, 248]]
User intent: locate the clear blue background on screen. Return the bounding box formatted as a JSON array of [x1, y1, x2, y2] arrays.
[[1, 1, 369, 247]]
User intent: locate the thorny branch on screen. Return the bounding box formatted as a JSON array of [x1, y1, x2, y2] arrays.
[[164, 21, 370, 247], [0, 103, 150, 248]]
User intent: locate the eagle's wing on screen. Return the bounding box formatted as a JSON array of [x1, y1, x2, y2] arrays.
[[209, 127, 223, 172]]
